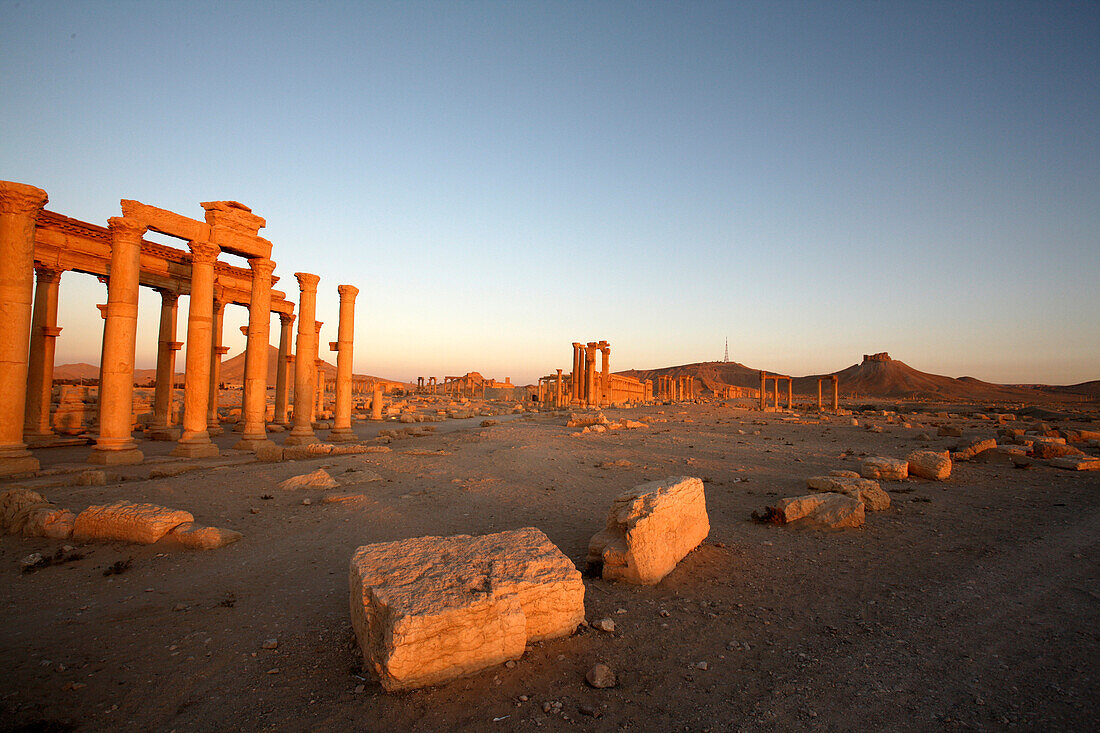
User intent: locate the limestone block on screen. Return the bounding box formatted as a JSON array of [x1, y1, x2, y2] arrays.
[[349, 527, 584, 691], [0, 489, 52, 534], [1049, 456, 1100, 471], [1031, 442, 1085, 460], [168, 522, 243, 549], [586, 476, 710, 585], [937, 425, 963, 437], [278, 468, 338, 490], [828, 470, 861, 478], [772, 493, 865, 528], [906, 450, 952, 481], [859, 457, 908, 481], [21, 506, 76, 539], [952, 438, 997, 461], [255, 444, 285, 462], [72, 501, 193, 544], [806, 476, 890, 511]]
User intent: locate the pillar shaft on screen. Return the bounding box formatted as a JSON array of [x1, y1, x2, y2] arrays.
[[584, 345, 597, 408], [172, 241, 221, 458], [89, 218, 147, 464], [600, 347, 610, 407], [571, 343, 583, 404], [371, 383, 383, 421], [0, 181, 48, 475], [235, 258, 276, 450], [207, 300, 227, 433], [832, 376, 839, 411], [285, 273, 320, 445], [329, 284, 358, 441], [817, 379, 823, 411], [274, 313, 295, 424], [24, 265, 63, 440], [151, 289, 179, 430]]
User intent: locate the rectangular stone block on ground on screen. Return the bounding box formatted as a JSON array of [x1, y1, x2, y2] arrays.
[[1048, 456, 1100, 471], [807, 476, 890, 511], [587, 476, 710, 585], [772, 492, 865, 528], [860, 456, 909, 480], [349, 527, 584, 692], [72, 501, 194, 544]]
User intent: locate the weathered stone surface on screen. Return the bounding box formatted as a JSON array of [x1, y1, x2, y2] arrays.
[[278, 468, 338, 490], [0, 490, 75, 539], [349, 527, 584, 691], [937, 425, 963, 437], [587, 476, 709, 585], [860, 456, 908, 481], [0, 489, 51, 534], [772, 493, 865, 528], [254, 444, 285, 462], [828, 470, 861, 478], [168, 522, 243, 549], [906, 450, 952, 480], [1049, 456, 1100, 471], [21, 506, 76, 539], [72, 501, 193, 544], [806, 476, 890, 511], [586, 663, 617, 688], [283, 444, 335, 461], [953, 438, 997, 461], [1031, 442, 1084, 460]]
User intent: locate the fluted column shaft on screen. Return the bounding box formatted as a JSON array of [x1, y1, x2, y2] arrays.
[[600, 347, 610, 407], [235, 258, 276, 451], [172, 241, 220, 458], [151, 289, 179, 430], [274, 313, 295, 424], [584, 345, 597, 408], [759, 371, 766, 410], [285, 273, 319, 445], [329, 284, 359, 442], [0, 181, 48, 475], [832, 376, 839, 411], [571, 343, 582, 404], [24, 265, 63, 440], [370, 382, 383, 421]]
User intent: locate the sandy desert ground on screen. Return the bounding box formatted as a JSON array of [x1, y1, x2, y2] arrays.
[[1, 399, 1098, 732]]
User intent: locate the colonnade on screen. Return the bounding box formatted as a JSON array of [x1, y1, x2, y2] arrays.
[[0, 180, 365, 475], [758, 371, 793, 411], [656, 375, 694, 401], [817, 375, 840, 412], [416, 376, 439, 394], [569, 340, 610, 408]]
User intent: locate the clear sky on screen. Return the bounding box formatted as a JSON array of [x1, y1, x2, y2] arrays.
[[3, 1, 1097, 385]]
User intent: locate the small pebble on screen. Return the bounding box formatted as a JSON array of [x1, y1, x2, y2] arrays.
[[694, 661, 709, 671], [504, 660, 516, 669], [354, 684, 365, 693], [592, 618, 615, 633], [585, 663, 617, 689], [262, 639, 279, 649]]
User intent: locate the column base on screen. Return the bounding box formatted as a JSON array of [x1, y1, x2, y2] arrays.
[[87, 448, 143, 466], [283, 431, 318, 446], [328, 428, 356, 442], [146, 426, 182, 441], [0, 453, 40, 477], [207, 423, 224, 436], [171, 442, 220, 458], [233, 436, 275, 452]]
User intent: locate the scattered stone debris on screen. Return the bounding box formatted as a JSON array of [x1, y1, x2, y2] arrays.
[[755, 493, 865, 529], [587, 476, 709, 585], [806, 476, 890, 511], [907, 450, 952, 480], [585, 663, 617, 688], [859, 456, 909, 481], [103, 558, 133, 576], [591, 618, 616, 632], [278, 469, 339, 491], [74, 501, 194, 544]]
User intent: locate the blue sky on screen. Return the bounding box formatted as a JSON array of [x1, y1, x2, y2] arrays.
[[3, 1, 1097, 385]]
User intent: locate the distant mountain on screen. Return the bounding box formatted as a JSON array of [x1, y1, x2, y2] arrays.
[[619, 353, 1095, 403]]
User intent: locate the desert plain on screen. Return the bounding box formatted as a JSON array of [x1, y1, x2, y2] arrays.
[[2, 393, 1097, 732]]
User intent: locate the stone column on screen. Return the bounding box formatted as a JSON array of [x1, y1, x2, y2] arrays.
[[312, 320, 324, 420], [600, 346, 611, 407], [274, 313, 295, 425], [89, 218, 146, 465], [787, 378, 793, 409], [172, 241, 221, 458], [371, 382, 383, 421], [206, 297, 227, 435], [773, 379, 779, 409], [285, 273, 319, 445], [329, 284, 358, 442], [584, 344, 597, 408], [759, 372, 766, 410], [576, 343, 585, 405], [0, 181, 48, 475], [555, 369, 563, 408], [832, 376, 839, 411], [817, 379, 823, 412], [148, 288, 179, 437], [24, 265, 64, 442], [235, 258, 276, 451]]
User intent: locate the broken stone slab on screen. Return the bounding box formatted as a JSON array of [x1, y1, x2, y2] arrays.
[[0, 489, 76, 539], [952, 438, 997, 461], [586, 476, 710, 585], [283, 443, 335, 461], [906, 450, 952, 481], [567, 412, 608, 428], [167, 522, 243, 549], [827, 470, 861, 479], [1048, 456, 1100, 471], [349, 527, 584, 692], [1031, 442, 1085, 460], [72, 501, 193, 544], [278, 468, 338, 490], [806, 476, 890, 511], [254, 444, 285, 462], [859, 457, 908, 481], [769, 493, 865, 528]]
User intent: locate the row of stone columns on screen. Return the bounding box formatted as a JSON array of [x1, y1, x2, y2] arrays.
[[817, 375, 840, 412], [758, 371, 793, 411], [569, 340, 610, 408]]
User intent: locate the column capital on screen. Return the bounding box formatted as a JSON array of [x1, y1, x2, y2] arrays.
[[337, 284, 360, 301], [572, 342, 583, 349], [240, 326, 249, 336], [314, 320, 323, 331], [295, 272, 320, 292], [187, 240, 221, 264], [43, 326, 62, 338], [32, 264, 64, 283], [155, 287, 180, 304], [96, 303, 108, 319], [279, 312, 296, 326], [0, 180, 48, 215], [108, 216, 148, 241], [248, 257, 276, 279]]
